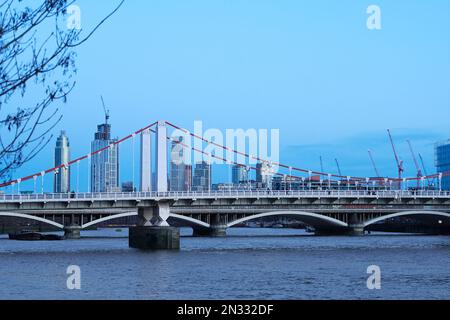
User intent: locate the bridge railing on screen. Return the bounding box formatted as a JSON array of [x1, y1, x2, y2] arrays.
[[1, 189, 450, 202]]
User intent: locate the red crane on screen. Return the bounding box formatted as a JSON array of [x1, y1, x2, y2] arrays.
[[406, 140, 422, 188], [387, 129, 404, 187]]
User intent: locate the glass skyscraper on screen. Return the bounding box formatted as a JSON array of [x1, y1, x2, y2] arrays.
[[170, 136, 187, 191], [193, 161, 211, 192], [232, 165, 248, 185], [256, 161, 273, 189], [435, 140, 450, 190], [91, 121, 120, 193], [54, 131, 70, 193]]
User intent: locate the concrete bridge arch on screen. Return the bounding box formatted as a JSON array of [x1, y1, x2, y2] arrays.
[[0, 212, 64, 229], [363, 211, 450, 228], [226, 211, 348, 230]]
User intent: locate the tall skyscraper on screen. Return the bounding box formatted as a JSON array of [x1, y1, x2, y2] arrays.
[[54, 131, 70, 193], [193, 161, 211, 192], [170, 136, 187, 191], [184, 165, 192, 191], [91, 116, 120, 193], [232, 165, 248, 185], [435, 140, 450, 190]]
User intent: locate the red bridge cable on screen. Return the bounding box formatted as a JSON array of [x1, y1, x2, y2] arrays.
[[0, 121, 158, 189], [165, 121, 446, 183]]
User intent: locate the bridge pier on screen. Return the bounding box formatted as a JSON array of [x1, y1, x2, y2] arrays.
[[129, 226, 180, 250], [346, 214, 365, 236], [64, 225, 81, 239], [193, 225, 227, 237], [129, 203, 180, 250], [346, 225, 365, 236]]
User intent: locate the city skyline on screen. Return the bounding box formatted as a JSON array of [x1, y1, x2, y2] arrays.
[[15, 116, 450, 193], [43, 116, 448, 194], [4, 0, 449, 192]]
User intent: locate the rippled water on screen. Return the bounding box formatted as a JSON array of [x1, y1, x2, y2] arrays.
[[0, 228, 449, 300]]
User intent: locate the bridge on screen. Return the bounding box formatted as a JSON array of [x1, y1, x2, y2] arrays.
[[1, 121, 449, 249]]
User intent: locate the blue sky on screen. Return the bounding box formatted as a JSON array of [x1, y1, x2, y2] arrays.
[[9, 0, 450, 191]]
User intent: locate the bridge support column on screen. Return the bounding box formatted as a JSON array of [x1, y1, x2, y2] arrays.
[[193, 225, 227, 237], [64, 225, 81, 239], [129, 202, 180, 250], [346, 224, 365, 236], [129, 226, 179, 250], [346, 214, 365, 236]]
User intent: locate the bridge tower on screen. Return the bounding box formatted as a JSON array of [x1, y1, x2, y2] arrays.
[[140, 129, 151, 192], [129, 120, 180, 250], [156, 120, 168, 192]]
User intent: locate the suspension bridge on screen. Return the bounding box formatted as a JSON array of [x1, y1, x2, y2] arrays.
[[0, 120, 449, 249]]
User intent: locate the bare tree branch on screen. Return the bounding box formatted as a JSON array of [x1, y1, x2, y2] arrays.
[[0, 0, 125, 181]]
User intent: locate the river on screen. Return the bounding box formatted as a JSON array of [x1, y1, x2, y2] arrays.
[[0, 228, 449, 300]]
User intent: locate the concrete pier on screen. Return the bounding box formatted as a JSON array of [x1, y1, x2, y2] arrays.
[[64, 225, 81, 239], [193, 226, 227, 237], [346, 225, 365, 236], [129, 226, 180, 250]]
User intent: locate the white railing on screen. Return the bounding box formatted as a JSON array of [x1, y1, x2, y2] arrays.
[[0, 189, 449, 203]]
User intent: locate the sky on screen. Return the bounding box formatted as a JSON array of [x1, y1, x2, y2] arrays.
[[6, 0, 450, 191]]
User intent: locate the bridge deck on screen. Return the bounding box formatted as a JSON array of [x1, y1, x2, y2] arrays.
[[1, 190, 449, 203]]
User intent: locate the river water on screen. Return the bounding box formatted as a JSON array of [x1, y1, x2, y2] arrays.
[[0, 228, 449, 300]]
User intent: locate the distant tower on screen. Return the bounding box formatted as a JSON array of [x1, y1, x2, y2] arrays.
[[435, 140, 450, 190], [170, 136, 187, 191], [232, 165, 248, 185], [193, 161, 211, 192], [256, 161, 273, 189], [54, 131, 70, 193], [91, 98, 120, 192], [184, 164, 192, 191]]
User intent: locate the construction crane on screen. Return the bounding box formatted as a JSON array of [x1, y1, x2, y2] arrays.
[[335, 158, 342, 176], [319, 156, 324, 173], [406, 140, 422, 188], [368, 149, 381, 177], [387, 129, 404, 184], [101, 95, 110, 124], [418, 153, 432, 187]]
